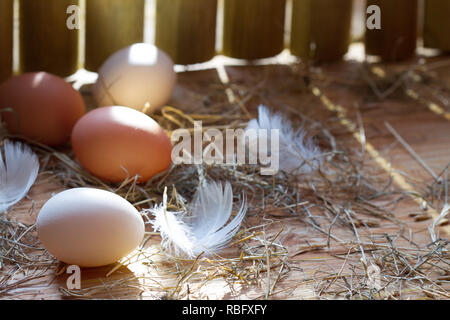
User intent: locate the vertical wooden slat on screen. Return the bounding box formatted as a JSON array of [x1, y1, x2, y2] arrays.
[[424, 0, 450, 51], [291, 0, 353, 63], [417, 0, 424, 40], [0, 0, 14, 81], [223, 0, 286, 60], [19, 0, 79, 77], [365, 0, 418, 61], [155, 0, 217, 65], [290, 0, 312, 61], [85, 0, 145, 71]]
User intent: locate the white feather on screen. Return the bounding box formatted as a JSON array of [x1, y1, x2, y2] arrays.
[[148, 181, 246, 258], [245, 105, 323, 175], [429, 204, 449, 244], [0, 140, 39, 212]]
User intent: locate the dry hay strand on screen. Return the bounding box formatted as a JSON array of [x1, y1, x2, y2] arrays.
[[0, 215, 56, 297]]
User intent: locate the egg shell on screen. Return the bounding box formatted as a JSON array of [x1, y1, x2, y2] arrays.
[[71, 106, 172, 183], [93, 43, 176, 113], [36, 188, 145, 267], [0, 72, 86, 146]]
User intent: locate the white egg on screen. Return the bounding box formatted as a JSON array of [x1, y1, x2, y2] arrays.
[[93, 43, 176, 113], [36, 188, 145, 267]]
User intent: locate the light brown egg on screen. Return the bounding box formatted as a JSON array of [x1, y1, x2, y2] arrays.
[[0, 72, 86, 146], [93, 43, 176, 113], [71, 106, 172, 183]]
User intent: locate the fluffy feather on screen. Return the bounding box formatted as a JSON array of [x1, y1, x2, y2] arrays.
[[148, 181, 246, 258], [245, 105, 323, 175], [429, 204, 449, 243], [0, 140, 39, 212]]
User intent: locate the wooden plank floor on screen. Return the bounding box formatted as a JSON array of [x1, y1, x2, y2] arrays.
[[1, 56, 449, 300]]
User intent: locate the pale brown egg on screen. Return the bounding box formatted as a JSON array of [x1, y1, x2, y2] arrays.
[[0, 72, 86, 146], [71, 106, 172, 183], [93, 43, 176, 113]]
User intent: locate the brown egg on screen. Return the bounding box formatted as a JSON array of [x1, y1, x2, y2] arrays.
[[0, 72, 86, 146], [71, 106, 172, 183]]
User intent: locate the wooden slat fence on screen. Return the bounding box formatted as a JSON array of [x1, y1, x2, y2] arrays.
[[0, 0, 448, 80]]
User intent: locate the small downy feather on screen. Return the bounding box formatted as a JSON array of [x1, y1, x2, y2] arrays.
[[0, 140, 39, 212], [148, 181, 246, 258], [429, 204, 450, 243], [245, 105, 323, 175]]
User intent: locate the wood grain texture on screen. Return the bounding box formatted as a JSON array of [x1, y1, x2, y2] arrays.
[[365, 0, 418, 61], [424, 0, 450, 52], [155, 0, 217, 65], [0, 0, 13, 81], [223, 0, 286, 60], [19, 0, 79, 77], [85, 0, 145, 71], [291, 0, 353, 63]]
